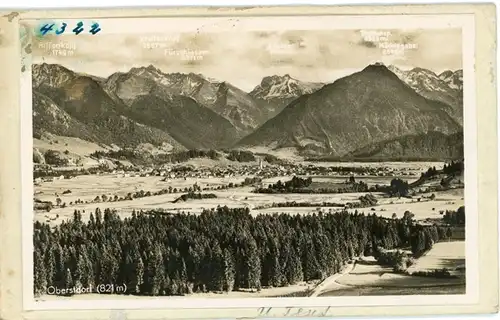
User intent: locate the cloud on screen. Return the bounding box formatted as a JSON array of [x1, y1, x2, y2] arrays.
[[30, 28, 462, 91]]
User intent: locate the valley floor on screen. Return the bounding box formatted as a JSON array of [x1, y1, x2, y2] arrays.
[[34, 169, 463, 228], [33, 161, 466, 301]]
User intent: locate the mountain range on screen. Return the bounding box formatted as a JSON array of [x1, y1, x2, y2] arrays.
[[105, 65, 266, 133], [32, 62, 464, 160], [33, 64, 185, 150], [387, 65, 463, 123], [238, 64, 462, 156]]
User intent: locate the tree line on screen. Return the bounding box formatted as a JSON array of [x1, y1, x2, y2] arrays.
[[254, 201, 345, 210], [443, 206, 465, 226], [34, 206, 452, 297], [257, 153, 288, 165], [443, 161, 464, 175], [254, 176, 388, 195], [172, 192, 217, 203], [225, 150, 256, 162], [89, 148, 288, 166], [91, 148, 264, 165], [414, 161, 464, 186], [34, 166, 109, 179], [255, 176, 371, 194], [90, 149, 221, 166]]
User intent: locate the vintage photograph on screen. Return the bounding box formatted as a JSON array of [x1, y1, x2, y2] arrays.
[[25, 16, 467, 302]]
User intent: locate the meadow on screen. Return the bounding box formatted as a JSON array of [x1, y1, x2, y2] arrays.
[[319, 241, 465, 297], [33, 164, 464, 227]]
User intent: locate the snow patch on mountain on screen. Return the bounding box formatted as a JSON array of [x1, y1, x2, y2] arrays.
[[250, 74, 324, 101], [388, 65, 463, 124]]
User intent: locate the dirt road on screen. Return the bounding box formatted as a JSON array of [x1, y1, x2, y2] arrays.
[[309, 260, 356, 297]]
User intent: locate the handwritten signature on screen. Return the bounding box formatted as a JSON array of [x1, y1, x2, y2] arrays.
[[258, 306, 332, 318], [109, 306, 333, 320]]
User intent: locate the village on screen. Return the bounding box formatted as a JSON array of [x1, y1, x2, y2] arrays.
[[33, 159, 421, 186]]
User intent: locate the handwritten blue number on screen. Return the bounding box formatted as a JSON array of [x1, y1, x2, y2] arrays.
[[89, 23, 101, 35], [55, 22, 67, 35], [39, 24, 54, 36], [72, 21, 84, 35]]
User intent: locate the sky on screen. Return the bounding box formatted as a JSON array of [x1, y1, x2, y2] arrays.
[[30, 26, 462, 92]]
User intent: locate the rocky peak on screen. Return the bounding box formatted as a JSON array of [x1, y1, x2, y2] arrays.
[[32, 63, 76, 88], [251, 74, 322, 101], [363, 63, 398, 76]]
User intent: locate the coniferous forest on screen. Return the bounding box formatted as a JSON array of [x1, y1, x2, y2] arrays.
[[33, 206, 452, 297]]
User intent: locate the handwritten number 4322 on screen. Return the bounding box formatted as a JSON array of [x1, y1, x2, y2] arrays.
[[39, 22, 101, 36]]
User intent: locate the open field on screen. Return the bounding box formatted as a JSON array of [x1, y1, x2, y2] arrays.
[[34, 171, 461, 206], [336, 259, 463, 288], [35, 159, 442, 202], [33, 166, 464, 227], [319, 241, 465, 296], [254, 190, 455, 216], [348, 192, 464, 220], [407, 241, 465, 274], [34, 186, 377, 227], [34, 186, 463, 227], [34, 174, 250, 203], [33, 161, 464, 230], [34, 135, 108, 155], [319, 284, 466, 296], [34, 135, 111, 168]]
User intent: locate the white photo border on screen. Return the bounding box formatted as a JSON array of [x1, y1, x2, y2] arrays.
[[0, 4, 496, 320]]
